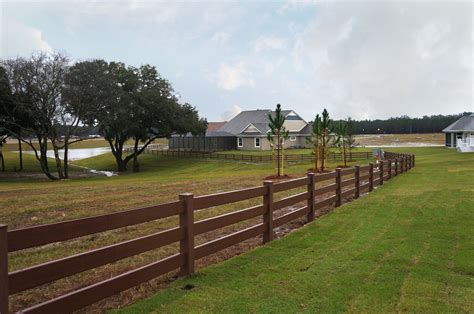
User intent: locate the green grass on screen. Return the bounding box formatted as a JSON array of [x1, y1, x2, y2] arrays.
[[217, 147, 371, 155], [1, 146, 365, 312], [118, 147, 474, 313]]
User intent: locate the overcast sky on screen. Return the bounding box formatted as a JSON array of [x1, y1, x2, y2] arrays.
[[1, 0, 473, 121]]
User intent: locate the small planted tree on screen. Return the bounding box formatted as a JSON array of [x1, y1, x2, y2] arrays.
[[268, 104, 289, 177], [335, 120, 350, 167], [306, 114, 321, 172], [319, 109, 333, 172]]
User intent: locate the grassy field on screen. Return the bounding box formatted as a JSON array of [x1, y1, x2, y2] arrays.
[[354, 133, 444, 147], [0, 145, 364, 312], [119, 147, 474, 313]]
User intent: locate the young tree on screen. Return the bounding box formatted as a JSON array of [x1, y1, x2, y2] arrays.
[[319, 109, 333, 172], [335, 120, 350, 167], [306, 114, 321, 172], [268, 104, 289, 177]]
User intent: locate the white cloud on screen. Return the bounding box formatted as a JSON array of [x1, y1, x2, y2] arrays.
[[254, 35, 287, 52], [212, 61, 255, 91], [221, 105, 242, 121], [0, 17, 52, 57]]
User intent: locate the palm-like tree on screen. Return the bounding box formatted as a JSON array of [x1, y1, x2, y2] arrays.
[[335, 120, 349, 167], [306, 114, 321, 172], [268, 104, 289, 177], [319, 109, 333, 172]]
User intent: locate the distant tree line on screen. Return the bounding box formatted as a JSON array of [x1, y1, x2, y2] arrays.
[[0, 52, 207, 180], [333, 114, 471, 134]]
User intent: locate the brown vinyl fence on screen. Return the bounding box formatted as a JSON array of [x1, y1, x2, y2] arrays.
[[138, 149, 372, 163], [0, 153, 415, 313]]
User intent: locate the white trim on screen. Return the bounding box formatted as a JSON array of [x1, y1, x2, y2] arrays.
[[240, 123, 262, 134], [290, 136, 297, 141], [254, 137, 261, 148], [237, 137, 243, 148]]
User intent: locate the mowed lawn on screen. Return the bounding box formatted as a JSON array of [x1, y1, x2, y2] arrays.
[[0, 146, 365, 311], [119, 147, 474, 313]]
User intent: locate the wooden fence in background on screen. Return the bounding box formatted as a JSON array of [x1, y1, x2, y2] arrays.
[[138, 149, 372, 163], [0, 153, 415, 313]]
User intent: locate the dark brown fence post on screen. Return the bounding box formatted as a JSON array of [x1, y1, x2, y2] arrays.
[[335, 168, 342, 207], [388, 159, 392, 180], [369, 163, 374, 192], [400, 157, 404, 173], [306, 173, 315, 222], [412, 155, 415, 167], [179, 193, 195, 276], [395, 159, 398, 176], [263, 180, 274, 243], [355, 165, 360, 199], [404, 156, 408, 172], [379, 161, 384, 186], [0, 224, 8, 314]]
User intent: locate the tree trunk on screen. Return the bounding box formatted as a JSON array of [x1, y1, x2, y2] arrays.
[[18, 138, 23, 171], [39, 139, 58, 180], [63, 141, 69, 179], [343, 146, 347, 167], [277, 133, 281, 177], [51, 142, 64, 179], [1, 153, 4, 172], [313, 145, 318, 173]]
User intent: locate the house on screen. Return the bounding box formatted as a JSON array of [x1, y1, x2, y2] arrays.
[[169, 109, 312, 151], [442, 113, 474, 152], [218, 109, 311, 150]]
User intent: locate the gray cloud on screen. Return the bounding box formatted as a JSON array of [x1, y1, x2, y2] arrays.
[[293, 1, 473, 120]]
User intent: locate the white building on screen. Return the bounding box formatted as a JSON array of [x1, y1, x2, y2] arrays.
[[443, 113, 474, 152]]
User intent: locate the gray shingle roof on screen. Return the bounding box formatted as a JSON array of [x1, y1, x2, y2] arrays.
[[442, 114, 474, 132], [218, 109, 300, 135]]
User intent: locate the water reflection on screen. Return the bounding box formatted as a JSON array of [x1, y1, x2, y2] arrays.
[[24, 147, 111, 161]]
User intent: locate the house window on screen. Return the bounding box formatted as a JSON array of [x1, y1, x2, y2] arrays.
[[255, 137, 261, 148], [290, 136, 297, 141], [237, 137, 243, 148]]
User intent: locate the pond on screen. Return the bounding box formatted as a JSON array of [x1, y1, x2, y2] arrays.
[[23, 147, 111, 161]]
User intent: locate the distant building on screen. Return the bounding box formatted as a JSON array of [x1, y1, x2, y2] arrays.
[[442, 113, 474, 152], [219, 109, 311, 150], [169, 109, 312, 151]]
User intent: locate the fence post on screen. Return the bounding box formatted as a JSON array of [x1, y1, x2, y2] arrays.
[[179, 193, 195, 276], [404, 156, 408, 172], [335, 168, 342, 207], [0, 224, 8, 314], [395, 159, 398, 176], [307, 173, 315, 222], [388, 159, 392, 180], [263, 181, 274, 243], [369, 163, 374, 192], [379, 161, 384, 186], [355, 165, 360, 199], [412, 155, 415, 167], [400, 158, 404, 173]]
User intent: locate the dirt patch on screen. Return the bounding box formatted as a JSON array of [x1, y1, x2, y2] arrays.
[[264, 174, 293, 180]]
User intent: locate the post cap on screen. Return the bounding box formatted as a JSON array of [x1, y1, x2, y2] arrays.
[[263, 180, 273, 185], [179, 193, 194, 197]]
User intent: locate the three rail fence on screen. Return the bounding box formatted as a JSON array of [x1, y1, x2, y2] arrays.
[[137, 149, 372, 163], [0, 152, 415, 313]]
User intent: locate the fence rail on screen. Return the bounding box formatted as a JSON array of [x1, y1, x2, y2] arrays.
[[0, 152, 415, 313], [135, 149, 372, 163]]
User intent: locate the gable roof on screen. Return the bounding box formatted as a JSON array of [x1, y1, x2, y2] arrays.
[[218, 109, 307, 135], [442, 113, 474, 132]]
